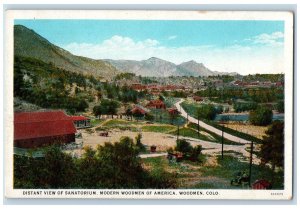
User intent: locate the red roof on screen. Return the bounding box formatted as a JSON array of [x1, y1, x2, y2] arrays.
[[14, 111, 76, 141], [70, 115, 89, 121], [252, 179, 272, 189]]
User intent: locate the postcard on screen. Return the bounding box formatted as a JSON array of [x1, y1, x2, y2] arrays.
[[4, 10, 294, 200]]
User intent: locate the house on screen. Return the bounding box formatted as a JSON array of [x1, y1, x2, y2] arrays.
[[167, 108, 180, 115], [131, 105, 150, 116], [14, 111, 76, 149], [193, 95, 203, 102], [252, 179, 272, 190], [146, 99, 166, 109], [70, 115, 91, 129]]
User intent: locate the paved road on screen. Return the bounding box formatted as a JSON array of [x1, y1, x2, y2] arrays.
[[175, 99, 250, 144]]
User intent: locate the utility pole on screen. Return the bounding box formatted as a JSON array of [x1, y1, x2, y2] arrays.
[[249, 140, 254, 187], [221, 125, 224, 159], [197, 116, 200, 137]]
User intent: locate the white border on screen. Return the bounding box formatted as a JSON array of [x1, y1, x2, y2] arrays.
[[4, 10, 294, 200]]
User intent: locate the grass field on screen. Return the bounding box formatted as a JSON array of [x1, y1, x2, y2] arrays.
[[142, 155, 284, 189], [102, 119, 141, 127], [141, 125, 176, 133], [171, 125, 244, 145]]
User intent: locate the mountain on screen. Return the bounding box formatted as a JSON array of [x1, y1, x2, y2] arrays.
[[106, 58, 237, 77], [177, 60, 215, 77], [14, 25, 119, 80], [105, 57, 178, 77]]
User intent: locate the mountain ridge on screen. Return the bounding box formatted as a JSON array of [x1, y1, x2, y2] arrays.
[[15, 24, 238, 78], [14, 25, 119, 80]]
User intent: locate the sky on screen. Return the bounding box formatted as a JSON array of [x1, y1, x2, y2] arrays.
[[15, 19, 285, 75]]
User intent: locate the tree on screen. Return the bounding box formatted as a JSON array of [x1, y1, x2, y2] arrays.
[[97, 99, 120, 118], [93, 105, 102, 118], [276, 101, 284, 113], [145, 113, 154, 121], [260, 121, 284, 171], [135, 133, 146, 152], [197, 104, 217, 120], [249, 106, 273, 126]]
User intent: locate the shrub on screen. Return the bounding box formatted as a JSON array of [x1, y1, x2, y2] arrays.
[[249, 106, 273, 126], [175, 139, 193, 154]]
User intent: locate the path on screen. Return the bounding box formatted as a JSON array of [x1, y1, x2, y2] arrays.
[[175, 99, 250, 144], [139, 153, 168, 158]]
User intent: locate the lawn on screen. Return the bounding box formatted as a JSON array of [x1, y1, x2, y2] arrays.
[[141, 125, 176, 133], [170, 126, 243, 145], [150, 108, 186, 126], [142, 154, 284, 189], [90, 119, 104, 127], [102, 119, 141, 127]]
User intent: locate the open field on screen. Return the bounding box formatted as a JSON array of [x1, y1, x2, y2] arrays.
[[142, 155, 283, 189], [224, 123, 268, 140]]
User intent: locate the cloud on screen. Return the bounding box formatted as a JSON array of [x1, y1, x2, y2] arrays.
[[63, 35, 284, 75], [167, 35, 177, 40], [247, 31, 284, 47]]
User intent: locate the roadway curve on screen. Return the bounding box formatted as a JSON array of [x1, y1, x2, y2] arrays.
[[175, 99, 251, 144]]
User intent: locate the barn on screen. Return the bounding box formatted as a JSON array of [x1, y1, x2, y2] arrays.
[[14, 111, 76, 149]]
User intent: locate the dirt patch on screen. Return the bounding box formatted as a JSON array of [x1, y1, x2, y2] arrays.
[[224, 123, 268, 139], [203, 155, 218, 167]]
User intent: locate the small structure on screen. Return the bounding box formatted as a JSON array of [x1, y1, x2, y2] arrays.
[[150, 145, 157, 152], [167, 151, 183, 162], [131, 105, 150, 116], [252, 179, 272, 190], [14, 111, 76, 149], [146, 99, 166, 109], [167, 108, 180, 115], [99, 132, 109, 137], [71, 115, 91, 129], [193, 96, 203, 102]]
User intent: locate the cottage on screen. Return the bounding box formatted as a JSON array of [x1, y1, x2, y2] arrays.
[[167, 108, 180, 115], [131, 105, 150, 116], [71, 115, 91, 129], [146, 99, 166, 109], [193, 96, 203, 102], [252, 179, 272, 190], [14, 111, 76, 149]]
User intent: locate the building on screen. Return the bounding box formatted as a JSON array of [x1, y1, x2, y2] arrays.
[[14, 111, 76, 149], [167, 108, 180, 115], [252, 179, 272, 190], [146, 99, 166, 109], [70, 115, 91, 129], [131, 105, 150, 116], [193, 95, 203, 102]]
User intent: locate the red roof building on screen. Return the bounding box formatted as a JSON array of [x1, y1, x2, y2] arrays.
[[14, 111, 76, 148], [131, 105, 150, 115], [167, 108, 180, 115], [146, 100, 166, 109], [70, 115, 91, 129], [193, 96, 203, 102], [252, 179, 272, 190]]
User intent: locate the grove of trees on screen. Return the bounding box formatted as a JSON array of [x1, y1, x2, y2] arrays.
[[14, 137, 176, 189]]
